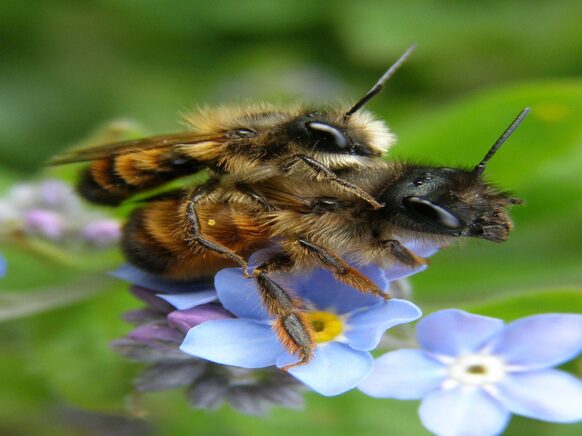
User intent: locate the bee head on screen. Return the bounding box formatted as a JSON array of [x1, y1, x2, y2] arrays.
[[285, 46, 417, 161], [379, 166, 521, 242], [378, 108, 529, 242], [285, 111, 389, 158]]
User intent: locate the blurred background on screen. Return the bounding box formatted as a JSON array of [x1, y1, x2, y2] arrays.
[[1, 0, 581, 434]]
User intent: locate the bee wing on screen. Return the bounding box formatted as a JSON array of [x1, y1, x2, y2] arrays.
[[48, 132, 225, 165]]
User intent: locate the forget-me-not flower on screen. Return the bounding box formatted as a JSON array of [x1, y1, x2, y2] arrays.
[[358, 309, 582, 436], [179, 257, 427, 396], [111, 264, 305, 414]]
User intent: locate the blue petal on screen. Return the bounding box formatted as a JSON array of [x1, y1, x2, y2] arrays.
[[214, 268, 270, 320], [294, 267, 383, 314], [276, 342, 373, 396], [378, 263, 428, 283], [111, 264, 214, 293], [488, 314, 582, 369], [417, 309, 504, 357], [403, 239, 441, 257], [157, 291, 218, 310], [0, 254, 6, 277], [495, 369, 582, 423], [247, 246, 283, 269], [180, 319, 283, 368], [344, 299, 422, 350], [419, 386, 511, 436], [358, 349, 446, 399]]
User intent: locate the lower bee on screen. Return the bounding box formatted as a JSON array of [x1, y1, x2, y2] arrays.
[[121, 108, 528, 369]]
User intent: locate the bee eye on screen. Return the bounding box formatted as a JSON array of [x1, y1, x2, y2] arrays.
[[305, 122, 349, 149], [233, 129, 256, 138], [403, 196, 463, 229]]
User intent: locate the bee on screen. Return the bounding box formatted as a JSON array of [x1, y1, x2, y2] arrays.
[[121, 108, 529, 369], [50, 47, 416, 274]]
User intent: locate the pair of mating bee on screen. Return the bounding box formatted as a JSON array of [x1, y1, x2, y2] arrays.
[[51, 47, 528, 368]]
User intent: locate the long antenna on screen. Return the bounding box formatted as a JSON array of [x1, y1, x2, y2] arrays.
[[473, 107, 531, 176], [343, 44, 417, 121]]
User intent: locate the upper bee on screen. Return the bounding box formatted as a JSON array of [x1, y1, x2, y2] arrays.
[[49, 47, 416, 207], [182, 104, 395, 163]]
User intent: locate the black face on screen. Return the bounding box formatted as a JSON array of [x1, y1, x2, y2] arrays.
[[378, 166, 517, 242], [286, 112, 380, 157]]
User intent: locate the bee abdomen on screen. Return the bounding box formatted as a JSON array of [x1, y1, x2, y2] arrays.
[[78, 150, 204, 206], [122, 196, 271, 280], [122, 208, 175, 274]]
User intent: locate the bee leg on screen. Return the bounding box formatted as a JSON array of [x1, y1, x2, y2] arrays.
[[253, 254, 315, 369], [235, 182, 278, 211], [280, 154, 384, 209], [183, 179, 250, 277], [291, 238, 389, 300], [380, 240, 428, 267]]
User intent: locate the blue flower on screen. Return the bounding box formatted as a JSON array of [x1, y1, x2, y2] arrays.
[[178, 260, 423, 396], [111, 263, 218, 308], [358, 309, 582, 436], [0, 253, 6, 277]]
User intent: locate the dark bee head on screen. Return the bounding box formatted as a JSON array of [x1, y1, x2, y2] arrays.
[[285, 112, 383, 157], [379, 166, 520, 242], [378, 108, 529, 242], [284, 46, 417, 160]]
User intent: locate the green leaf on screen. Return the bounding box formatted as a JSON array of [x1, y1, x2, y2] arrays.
[[0, 275, 114, 322], [460, 288, 582, 320], [399, 81, 582, 306], [23, 283, 138, 411]]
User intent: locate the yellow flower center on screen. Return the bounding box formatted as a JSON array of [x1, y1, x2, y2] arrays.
[[305, 311, 343, 343]]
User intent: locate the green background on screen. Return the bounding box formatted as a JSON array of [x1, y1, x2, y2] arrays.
[[1, 0, 581, 434]]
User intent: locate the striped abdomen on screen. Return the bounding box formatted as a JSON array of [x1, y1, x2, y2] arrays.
[[122, 194, 270, 280], [78, 148, 204, 205]]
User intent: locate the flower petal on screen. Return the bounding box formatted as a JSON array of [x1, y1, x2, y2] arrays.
[[130, 286, 174, 311], [276, 342, 373, 396], [111, 264, 214, 293], [168, 304, 234, 333], [377, 263, 428, 283], [403, 239, 441, 258], [358, 349, 446, 399], [180, 319, 282, 368], [214, 268, 270, 320], [419, 386, 511, 436], [0, 254, 6, 278], [494, 369, 582, 423], [344, 299, 422, 350], [294, 267, 383, 314], [157, 290, 218, 310], [128, 323, 183, 345], [488, 314, 582, 369], [417, 309, 504, 357]]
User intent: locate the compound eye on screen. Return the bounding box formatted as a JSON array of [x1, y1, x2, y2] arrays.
[[233, 128, 257, 138], [306, 122, 349, 149], [403, 196, 463, 229]]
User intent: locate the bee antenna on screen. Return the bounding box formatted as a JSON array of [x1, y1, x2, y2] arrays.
[[473, 107, 531, 177], [343, 44, 417, 121]]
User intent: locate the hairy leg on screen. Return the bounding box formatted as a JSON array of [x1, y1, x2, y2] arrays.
[[182, 179, 250, 276], [253, 253, 315, 370], [379, 239, 428, 267], [285, 238, 388, 300], [280, 154, 384, 209]]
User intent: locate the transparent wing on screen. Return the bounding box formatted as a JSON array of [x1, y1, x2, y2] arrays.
[[48, 132, 225, 165]]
